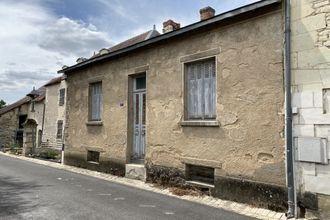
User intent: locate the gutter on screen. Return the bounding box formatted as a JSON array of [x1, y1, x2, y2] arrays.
[[58, 0, 281, 74], [284, 0, 295, 218]]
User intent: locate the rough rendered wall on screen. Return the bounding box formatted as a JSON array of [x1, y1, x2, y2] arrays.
[[43, 81, 66, 149], [65, 10, 285, 186], [291, 0, 330, 217]]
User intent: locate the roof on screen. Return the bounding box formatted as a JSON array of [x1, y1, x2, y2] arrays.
[[0, 86, 46, 116], [0, 86, 47, 116], [44, 76, 63, 87], [108, 30, 160, 52], [89, 29, 160, 58], [0, 96, 30, 115], [59, 0, 281, 74], [34, 87, 46, 102]]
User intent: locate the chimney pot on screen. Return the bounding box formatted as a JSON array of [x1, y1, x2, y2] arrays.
[[162, 19, 180, 33], [199, 6, 215, 21]]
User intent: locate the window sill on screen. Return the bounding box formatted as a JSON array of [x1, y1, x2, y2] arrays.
[[186, 180, 214, 189], [87, 161, 99, 165], [180, 120, 220, 127], [86, 121, 103, 126]]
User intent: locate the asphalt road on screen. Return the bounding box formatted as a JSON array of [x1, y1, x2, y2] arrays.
[[0, 154, 255, 220]]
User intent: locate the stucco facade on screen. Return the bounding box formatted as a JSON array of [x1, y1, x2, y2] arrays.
[[291, 0, 330, 218], [63, 3, 286, 210]]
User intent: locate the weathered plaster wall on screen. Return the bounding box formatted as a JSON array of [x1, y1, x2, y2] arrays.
[[65, 9, 285, 188], [43, 80, 67, 149], [291, 0, 330, 217]]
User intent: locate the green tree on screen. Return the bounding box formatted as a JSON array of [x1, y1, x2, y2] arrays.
[[0, 99, 6, 109]]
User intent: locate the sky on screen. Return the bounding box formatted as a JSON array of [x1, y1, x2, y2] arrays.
[[0, 0, 259, 104]]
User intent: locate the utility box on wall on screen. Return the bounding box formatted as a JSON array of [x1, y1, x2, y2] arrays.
[[294, 137, 328, 164]]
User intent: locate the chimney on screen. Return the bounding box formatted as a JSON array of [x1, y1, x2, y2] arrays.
[[199, 6, 215, 21], [162, 19, 180, 33]]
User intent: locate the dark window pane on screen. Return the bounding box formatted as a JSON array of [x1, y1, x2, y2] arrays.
[[59, 88, 65, 106], [135, 77, 146, 90], [57, 120, 63, 139]]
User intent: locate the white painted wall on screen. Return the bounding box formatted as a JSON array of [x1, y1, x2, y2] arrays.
[[291, 0, 330, 195], [42, 78, 67, 149]]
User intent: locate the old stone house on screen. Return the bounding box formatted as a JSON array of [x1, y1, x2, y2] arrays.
[[290, 0, 330, 218], [0, 86, 45, 152], [0, 76, 67, 156], [59, 0, 286, 210], [0, 97, 30, 148]]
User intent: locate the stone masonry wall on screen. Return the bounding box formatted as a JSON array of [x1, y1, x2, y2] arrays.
[[291, 0, 330, 218], [0, 109, 18, 147]]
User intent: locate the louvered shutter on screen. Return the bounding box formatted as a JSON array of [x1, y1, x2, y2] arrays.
[[186, 58, 216, 120], [90, 82, 102, 121], [203, 60, 216, 119]]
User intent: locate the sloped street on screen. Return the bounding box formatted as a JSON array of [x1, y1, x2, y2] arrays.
[[0, 154, 255, 220]]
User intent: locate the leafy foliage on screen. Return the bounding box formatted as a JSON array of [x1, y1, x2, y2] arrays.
[[0, 99, 6, 109]]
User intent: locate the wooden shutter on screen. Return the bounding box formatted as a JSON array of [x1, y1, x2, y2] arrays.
[[57, 120, 63, 139], [186, 58, 216, 120], [90, 82, 102, 121], [203, 60, 216, 119], [59, 88, 65, 106]]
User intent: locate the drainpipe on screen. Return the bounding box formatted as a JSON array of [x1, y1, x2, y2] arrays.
[[41, 102, 46, 144], [284, 0, 295, 218]]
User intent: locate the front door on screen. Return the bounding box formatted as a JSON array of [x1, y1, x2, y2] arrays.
[[132, 76, 146, 162]]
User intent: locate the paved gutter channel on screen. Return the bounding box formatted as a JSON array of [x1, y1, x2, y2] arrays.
[[0, 152, 290, 220]]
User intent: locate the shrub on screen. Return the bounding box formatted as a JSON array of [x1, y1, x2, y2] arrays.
[[47, 149, 59, 159]]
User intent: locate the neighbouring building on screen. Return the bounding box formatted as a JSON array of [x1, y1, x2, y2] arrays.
[[42, 76, 67, 150], [59, 0, 286, 210], [0, 86, 45, 154], [0, 76, 67, 157], [291, 0, 330, 218], [23, 86, 46, 155], [0, 97, 30, 148]]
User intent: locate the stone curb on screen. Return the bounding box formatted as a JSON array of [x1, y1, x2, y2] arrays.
[[0, 152, 293, 220]]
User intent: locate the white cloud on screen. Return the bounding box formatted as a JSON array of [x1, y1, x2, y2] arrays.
[[0, 0, 112, 104]]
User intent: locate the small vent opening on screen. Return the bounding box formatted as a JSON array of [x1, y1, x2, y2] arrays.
[[186, 164, 214, 185], [87, 150, 100, 163]]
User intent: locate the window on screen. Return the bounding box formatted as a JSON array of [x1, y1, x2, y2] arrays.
[[56, 120, 63, 139], [59, 88, 65, 106], [89, 82, 102, 121], [185, 58, 216, 120], [135, 76, 146, 90], [87, 150, 100, 163]]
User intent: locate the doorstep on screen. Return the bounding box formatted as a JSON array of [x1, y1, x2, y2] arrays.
[[125, 163, 146, 181]]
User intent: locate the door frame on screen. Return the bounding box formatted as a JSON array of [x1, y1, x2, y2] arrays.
[[127, 73, 146, 164]]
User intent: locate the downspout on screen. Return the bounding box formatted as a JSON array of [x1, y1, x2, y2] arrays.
[[284, 0, 295, 218], [41, 102, 45, 138]]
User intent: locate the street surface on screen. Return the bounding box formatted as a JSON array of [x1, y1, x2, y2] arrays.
[[0, 154, 255, 220]]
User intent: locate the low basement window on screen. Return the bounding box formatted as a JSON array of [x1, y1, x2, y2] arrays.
[[186, 164, 215, 187], [87, 150, 100, 163]]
